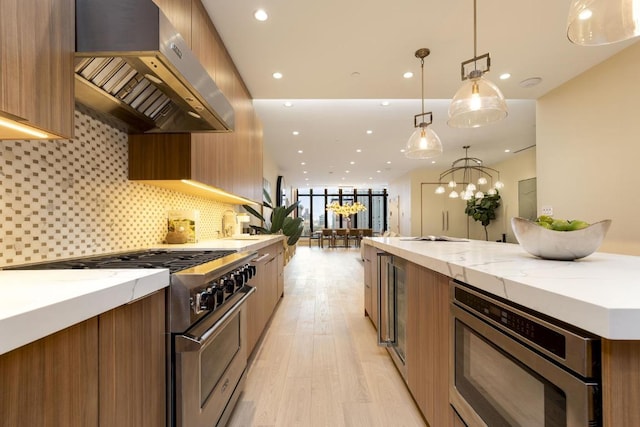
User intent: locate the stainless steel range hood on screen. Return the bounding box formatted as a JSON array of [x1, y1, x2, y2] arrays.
[[75, 0, 234, 133]]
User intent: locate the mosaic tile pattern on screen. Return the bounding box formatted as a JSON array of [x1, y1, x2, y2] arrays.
[[0, 105, 235, 267]]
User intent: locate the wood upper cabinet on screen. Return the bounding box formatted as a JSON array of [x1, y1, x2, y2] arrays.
[[0, 318, 99, 427], [0, 0, 74, 139], [129, 0, 263, 203], [153, 0, 192, 46], [405, 262, 450, 427]]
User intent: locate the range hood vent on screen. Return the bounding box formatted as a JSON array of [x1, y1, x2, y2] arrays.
[[75, 0, 234, 133]]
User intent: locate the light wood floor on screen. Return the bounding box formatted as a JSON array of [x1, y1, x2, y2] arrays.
[[228, 246, 426, 427]]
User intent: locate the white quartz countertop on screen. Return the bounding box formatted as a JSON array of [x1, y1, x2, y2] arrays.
[[0, 235, 283, 356], [0, 269, 169, 355], [365, 237, 640, 340]]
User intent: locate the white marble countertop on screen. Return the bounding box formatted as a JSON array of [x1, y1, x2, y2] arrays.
[[0, 269, 169, 355], [365, 237, 640, 340], [0, 235, 284, 356]]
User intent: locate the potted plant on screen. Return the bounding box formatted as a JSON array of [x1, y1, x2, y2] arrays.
[[242, 189, 304, 246], [465, 191, 501, 241]]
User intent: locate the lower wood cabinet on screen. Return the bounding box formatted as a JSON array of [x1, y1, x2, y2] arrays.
[[0, 318, 99, 427], [405, 262, 450, 427], [0, 289, 166, 427], [246, 241, 284, 356], [602, 339, 640, 426], [98, 290, 166, 427], [363, 244, 378, 329]]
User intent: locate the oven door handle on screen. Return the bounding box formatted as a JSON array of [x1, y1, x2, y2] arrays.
[[176, 286, 256, 353]]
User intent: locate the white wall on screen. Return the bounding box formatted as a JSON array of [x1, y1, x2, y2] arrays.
[[537, 41, 640, 255], [389, 148, 536, 241]]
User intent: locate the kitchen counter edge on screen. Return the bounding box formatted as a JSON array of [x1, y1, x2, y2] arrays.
[[364, 237, 640, 340]]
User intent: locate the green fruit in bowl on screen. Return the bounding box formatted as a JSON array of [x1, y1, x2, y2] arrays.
[[567, 220, 590, 231], [551, 219, 572, 231], [536, 215, 554, 224], [536, 221, 553, 229]]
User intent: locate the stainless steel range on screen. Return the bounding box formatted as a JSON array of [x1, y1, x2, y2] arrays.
[[8, 248, 259, 427]]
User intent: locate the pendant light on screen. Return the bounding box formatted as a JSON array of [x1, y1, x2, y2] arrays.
[[567, 0, 640, 45], [448, 0, 507, 128], [405, 48, 443, 159]]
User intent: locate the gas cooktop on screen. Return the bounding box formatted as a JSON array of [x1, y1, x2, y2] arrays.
[[7, 250, 236, 274]]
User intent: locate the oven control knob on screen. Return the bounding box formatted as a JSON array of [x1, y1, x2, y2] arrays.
[[249, 265, 257, 278], [216, 287, 225, 305], [234, 272, 244, 287], [224, 278, 235, 293], [240, 267, 249, 282], [197, 291, 215, 312]]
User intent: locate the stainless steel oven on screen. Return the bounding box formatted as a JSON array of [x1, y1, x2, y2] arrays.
[[173, 285, 253, 427], [377, 252, 407, 379], [170, 252, 257, 427], [450, 281, 601, 427]]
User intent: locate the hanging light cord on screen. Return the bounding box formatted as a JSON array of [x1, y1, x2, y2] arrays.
[[420, 56, 425, 116], [473, 0, 478, 72]]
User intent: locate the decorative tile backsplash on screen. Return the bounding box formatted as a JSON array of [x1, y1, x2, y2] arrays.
[[0, 105, 235, 267]]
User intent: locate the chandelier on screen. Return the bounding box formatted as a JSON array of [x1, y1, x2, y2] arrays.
[[434, 146, 504, 200], [326, 201, 367, 216], [448, 0, 508, 128]]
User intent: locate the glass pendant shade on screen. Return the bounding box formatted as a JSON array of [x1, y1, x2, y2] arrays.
[[435, 185, 446, 194], [567, 0, 640, 45], [449, 190, 459, 199], [405, 124, 443, 159], [478, 176, 488, 185], [475, 191, 485, 199], [448, 76, 508, 128]]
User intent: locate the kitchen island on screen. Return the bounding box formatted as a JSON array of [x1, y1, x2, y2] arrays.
[[364, 237, 640, 427]]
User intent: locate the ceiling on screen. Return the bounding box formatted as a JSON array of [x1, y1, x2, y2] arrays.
[[201, 0, 636, 189]]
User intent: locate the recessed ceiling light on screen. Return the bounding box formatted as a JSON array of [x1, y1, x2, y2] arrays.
[[431, 160, 436, 164], [254, 9, 268, 21], [301, 162, 306, 165], [504, 149, 511, 153], [366, 130, 373, 134], [297, 150, 303, 154], [303, 171, 308, 174], [369, 177, 373, 180], [305, 178, 309, 181], [283, 101, 293, 107], [499, 73, 511, 80], [272, 72, 283, 79], [356, 149, 362, 153], [403, 71, 414, 79], [400, 149, 405, 153], [380, 101, 390, 107], [519, 77, 543, 88], [350, 161, 355, 165], [292, 131, 299, 135], [345, 170, 350, 174], [386, 161, 391, 164], [376, 170, 382, 173]]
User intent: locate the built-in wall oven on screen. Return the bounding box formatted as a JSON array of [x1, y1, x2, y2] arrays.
[[377, 252, 407, 379], [450, 281, 601, 427]]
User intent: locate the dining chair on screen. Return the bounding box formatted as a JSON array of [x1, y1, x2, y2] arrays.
[[334, 229, 348, 247], [320, 229, 335, 248], [348, 228, 361, 247]]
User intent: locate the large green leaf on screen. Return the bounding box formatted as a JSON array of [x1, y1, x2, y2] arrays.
[[283, 200, 301, 216], [242, 204, 265, 223], [269, 207, 287, 233], [282, 217, 303, 235], [262, 188, 273, 209], [287, 225, 303, 246]]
